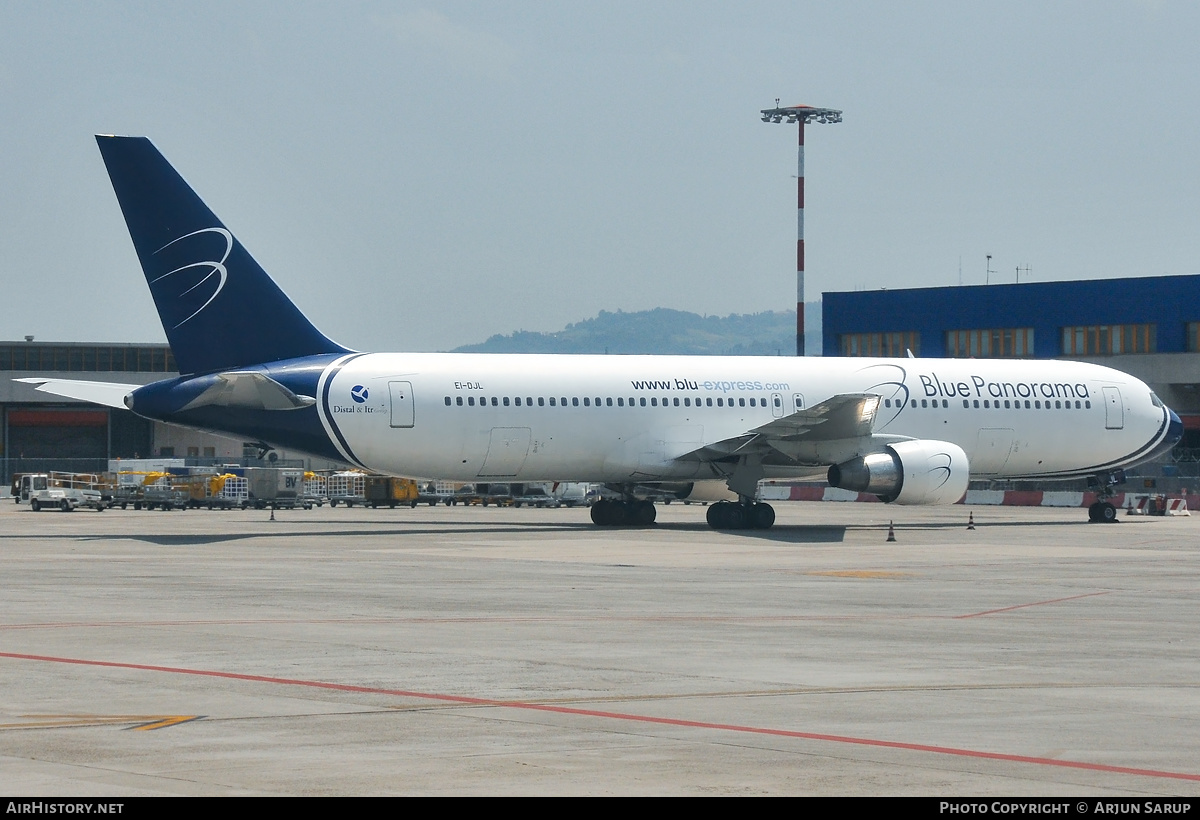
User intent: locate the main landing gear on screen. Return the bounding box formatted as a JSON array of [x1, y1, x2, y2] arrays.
[[590, 498, 657, 527], [706, 500, 775, 531]]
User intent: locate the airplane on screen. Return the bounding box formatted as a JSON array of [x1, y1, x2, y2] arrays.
[[17, 136, 1183, 529]]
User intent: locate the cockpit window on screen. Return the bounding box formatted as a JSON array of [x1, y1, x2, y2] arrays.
[[1150, 392, 1164, 408]]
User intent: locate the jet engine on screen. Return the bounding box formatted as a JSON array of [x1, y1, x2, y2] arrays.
[[827, 440, 969, 505]]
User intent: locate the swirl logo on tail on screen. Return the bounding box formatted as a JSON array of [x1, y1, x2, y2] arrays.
[[152, 227, 233, 328]]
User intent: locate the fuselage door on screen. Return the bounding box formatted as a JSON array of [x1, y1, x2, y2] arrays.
[[389, 381, 414, 428], [973, 428, 1014, 475], [771, 393, 784, 419], [1102, 386, 1124, 430], [478, 427, 532, 477]]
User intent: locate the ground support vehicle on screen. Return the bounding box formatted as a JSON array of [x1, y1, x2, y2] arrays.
[[212, 475, 248, 508], [364, 475, 419, 508], [448, 484, 480, 506], [417, 481, 457, 506], [242, 468, 309, 509], [327, 471, 368, 507], [551, 482, 599, 508], [14, 472, 106, 512], [512, 484, 560, 508], [302, 472, 327, 507], [186, 473, 245, 509], [109, 472, 149, 509], [478, 483, 514, 507], [141, 473, 191, 510]]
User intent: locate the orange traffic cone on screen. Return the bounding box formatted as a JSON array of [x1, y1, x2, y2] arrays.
[[967, 511, 975, 530], [886, 520, 896, 542]]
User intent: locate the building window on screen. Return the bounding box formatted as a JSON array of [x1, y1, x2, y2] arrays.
[[946, 328, 1033, 358], [840, 332, 920, 357], [1188, 322, 1200, 352], [1061, 324, 1156, 355]]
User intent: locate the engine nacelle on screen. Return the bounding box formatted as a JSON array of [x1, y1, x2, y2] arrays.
[[827, 440, 969, 505]]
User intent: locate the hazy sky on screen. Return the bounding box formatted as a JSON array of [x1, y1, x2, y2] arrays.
[[2, 2, 1198, 352]]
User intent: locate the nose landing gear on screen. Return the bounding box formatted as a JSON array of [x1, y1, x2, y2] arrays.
[[1087, 500, 1119, 523], [1086, 470, 1126, 524]]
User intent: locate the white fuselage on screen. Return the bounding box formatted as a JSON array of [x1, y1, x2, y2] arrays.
[[313, 353, 1167, 484]]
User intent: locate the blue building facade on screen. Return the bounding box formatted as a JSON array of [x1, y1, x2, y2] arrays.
[[823, 274, 1200, 360]]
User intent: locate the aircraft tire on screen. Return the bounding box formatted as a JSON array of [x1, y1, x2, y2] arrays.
[[634, 500, 656, 525], [590, 500, 610, 525], [752, 502, 776, 530], [610, 502, 630, 526], [1100, 502, 1117, 523], [707, 501, 744, 530]]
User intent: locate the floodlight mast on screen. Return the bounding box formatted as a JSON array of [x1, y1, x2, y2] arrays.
[[760, 104, 842, 355]]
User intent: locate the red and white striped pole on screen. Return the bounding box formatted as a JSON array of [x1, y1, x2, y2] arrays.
[[760, 104, 841, 357], [796, 120, 806, 356]]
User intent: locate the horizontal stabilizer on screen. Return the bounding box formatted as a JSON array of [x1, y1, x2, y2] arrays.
[[179, 371, 317, 412], [13, 378, 138, 409]]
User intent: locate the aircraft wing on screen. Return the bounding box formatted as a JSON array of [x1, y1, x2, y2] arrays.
[[13, 377, 139, 409], [681, 393, 884, 462]]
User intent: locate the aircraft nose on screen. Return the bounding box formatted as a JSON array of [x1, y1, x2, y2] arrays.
[[1145, 406, 1184, 462], [1167, 407, 1184, 446]]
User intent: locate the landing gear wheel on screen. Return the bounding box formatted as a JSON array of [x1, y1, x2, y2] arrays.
[[590, 499, 611, 526], [1088, 501, 1118, 523], [707, 501, 775, 530], [752, 502, 776, 529], [633, 500, 656, 525], [707, 501, 744, 530], [590, 499, 655, 527]]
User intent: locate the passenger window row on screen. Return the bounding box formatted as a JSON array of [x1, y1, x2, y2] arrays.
[[443, 395, 770, 409], [883, 397, 1092, 410]]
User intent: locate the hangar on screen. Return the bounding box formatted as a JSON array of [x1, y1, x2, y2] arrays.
[[0, 341, 318, 484]]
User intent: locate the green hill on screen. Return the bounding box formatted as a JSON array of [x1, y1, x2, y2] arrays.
[[451, 308, 802, 356]]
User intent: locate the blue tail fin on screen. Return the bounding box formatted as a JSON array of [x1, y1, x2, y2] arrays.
[[96, 135, 350, 375]]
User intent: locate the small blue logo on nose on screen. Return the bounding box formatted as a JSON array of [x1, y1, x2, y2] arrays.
[[351, 385, 369, 404]]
